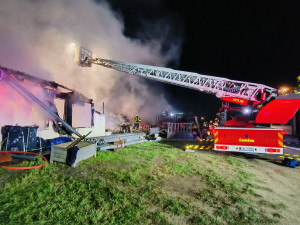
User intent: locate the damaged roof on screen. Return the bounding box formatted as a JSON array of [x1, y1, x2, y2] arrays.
[[0, 66, 93, 105]]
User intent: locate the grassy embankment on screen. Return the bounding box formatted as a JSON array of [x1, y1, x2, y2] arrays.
[[0, 141, 285, 224]]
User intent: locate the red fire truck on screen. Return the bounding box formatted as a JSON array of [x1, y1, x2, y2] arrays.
[[212, 127, 284, 154], [75, 46, 300, 154]]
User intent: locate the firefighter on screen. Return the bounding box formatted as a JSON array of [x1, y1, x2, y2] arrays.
[[209, 120, 213, 129], [132, 115, 141, 132], [214, 118, 219, 126]]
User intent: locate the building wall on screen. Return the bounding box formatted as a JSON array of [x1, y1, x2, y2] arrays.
[[74, 114, 105, 138], [72, 103, 92, 128], [0, 80, 106, 142], [1, 113, 106, 143]]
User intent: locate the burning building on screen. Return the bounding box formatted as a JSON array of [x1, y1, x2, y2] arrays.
[[0, 66, 105, 143]]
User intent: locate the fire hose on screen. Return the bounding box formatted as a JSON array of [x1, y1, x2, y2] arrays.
[[0, 151, 48, 170]]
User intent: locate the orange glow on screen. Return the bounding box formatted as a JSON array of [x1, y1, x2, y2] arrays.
[[0, 80, 49, 127], [279, 86, 292, 95]]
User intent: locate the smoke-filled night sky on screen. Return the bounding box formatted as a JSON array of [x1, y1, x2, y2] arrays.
[[1, 0, 300, 123], [106, 0, 300, 119], [0, 0, 177, 124]]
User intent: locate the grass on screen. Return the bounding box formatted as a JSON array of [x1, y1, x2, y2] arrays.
[[164, 199, 190, 216], [0, 141, 283, 224], [169, 162, 194, 176]]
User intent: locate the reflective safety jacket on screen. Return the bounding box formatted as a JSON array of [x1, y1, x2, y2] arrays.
[[132, 115, 141, 123]]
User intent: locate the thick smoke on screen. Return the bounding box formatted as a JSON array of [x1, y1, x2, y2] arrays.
[[0, 0, 181, 125]]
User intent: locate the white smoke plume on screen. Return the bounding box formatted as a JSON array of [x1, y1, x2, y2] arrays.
[[0, 0, 179, 125]]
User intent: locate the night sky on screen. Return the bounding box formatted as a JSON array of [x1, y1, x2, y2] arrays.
[[105, 0, 300, 119]]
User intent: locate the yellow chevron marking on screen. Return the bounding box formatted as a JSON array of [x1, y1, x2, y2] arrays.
[[215, 137, 218, 143], [278, 132, 283, 139], [278, 140, 284, 147], [214, 131, 218, 137], [200, 146, 205, 149]]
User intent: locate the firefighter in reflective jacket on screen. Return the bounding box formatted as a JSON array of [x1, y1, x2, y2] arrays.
[[132, 115, 141, 132]]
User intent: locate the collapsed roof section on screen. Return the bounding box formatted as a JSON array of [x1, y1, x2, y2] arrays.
[[0, 66, 96, 136], [0, 66, 93, 105]]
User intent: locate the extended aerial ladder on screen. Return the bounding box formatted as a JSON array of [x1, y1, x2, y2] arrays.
[[75, 46, 279, 126], [75, 47, 277, 106]]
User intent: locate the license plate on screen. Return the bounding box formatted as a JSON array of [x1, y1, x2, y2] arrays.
[[239, 147, 254, 152]]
